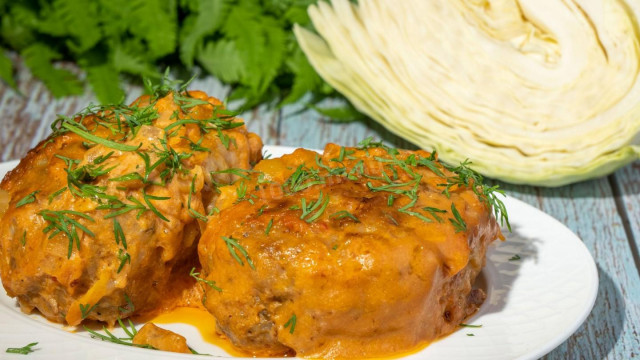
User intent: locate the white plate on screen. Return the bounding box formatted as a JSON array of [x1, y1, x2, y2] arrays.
[[0, 145, 598, 360]]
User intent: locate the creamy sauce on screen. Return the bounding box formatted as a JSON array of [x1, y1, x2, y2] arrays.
[[150, 307, 246, 357], [148, 307, 447, 359], [0, 189, 9, 218]]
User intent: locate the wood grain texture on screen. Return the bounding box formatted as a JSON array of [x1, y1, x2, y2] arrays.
[[0, 61, 276, 161], [1, 59, 639, 359], [530, 179, 640, 360], [278, 103, 640, 360], [612, 161, 640, 273], [279, 100, 416, 149]]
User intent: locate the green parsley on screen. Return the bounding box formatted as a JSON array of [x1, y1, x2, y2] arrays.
[[0, 1, 342, 111]]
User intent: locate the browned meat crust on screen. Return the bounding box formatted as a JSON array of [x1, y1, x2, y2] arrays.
[[0, 90, 262, 326], [198, 144, 502, 358]]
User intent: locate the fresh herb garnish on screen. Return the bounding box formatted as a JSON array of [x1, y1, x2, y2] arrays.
[[459, 323, 482, 328], [330, 211, 360, 223], [284, 165, 325, 193], [448, 203, 467, 233], [116, 249, 131, 273], [48, 187, 67, 203], [187, 175, 208, 222], [189, 267, 222, 292], [221, 236, 255, 270], [62, 122, 140, 151], [79, 303, 98, 319], [284, 314, 297, 334], [85, 318, 154, 349], [440, 160, 510, 231], [15, 191, 40, 208], [423, 206, 447, 223], [509, 254, 521, 261], [118, 293, 135, 315], [142, 189, 170, 222], [299, 192, 330, 223], [39, 210, 95, 258], [265, 218, 274, 235], [113, 219, 127, 248], [5, 342, 38, 355], [211, 168, 256, 180]]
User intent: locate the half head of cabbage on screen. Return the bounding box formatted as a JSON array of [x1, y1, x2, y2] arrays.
[[294, 0, 640, 186]]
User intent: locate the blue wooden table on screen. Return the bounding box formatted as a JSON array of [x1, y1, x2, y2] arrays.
[[0, 60, 639, 359]]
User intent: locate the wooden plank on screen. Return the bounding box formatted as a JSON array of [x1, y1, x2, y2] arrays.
[[612, 161, 640, 266], [278, 105, 640, 359], [0, 60, 99, 161], [2, 56, 639, 359], [279, 100, 416, 149], [0, 61, 277, 161], [530, 178, 640, 359]]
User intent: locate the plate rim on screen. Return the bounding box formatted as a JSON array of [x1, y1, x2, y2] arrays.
[[0, 145, 599, 359]]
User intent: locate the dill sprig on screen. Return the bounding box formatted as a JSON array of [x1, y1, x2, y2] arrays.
[[330, 210, 360, 223], [142, 189, 170, 222], [100, 196, 148, 219], [448, 203, 467, 233], [423, 207, 447, 223], [56, 155, 117, 201], [221, 236, 255, 270], [116, 249, 131, 273], [189, 267, 222, 292], [80, 303, 98, 319], [5, 342, 38, 355], [265, 218, 274, 235], [441, 160, 511, 231], [39, 210, 95, 258], [118, 293, 135, 315], [62, 122, 140, 151], [15, 190, 40, 208], [299, 191, 330, 223], [85, 318, 154, 350], [284, 164, 325, 193], [187, 175, 208, 222], [284, 314, 297, 334]]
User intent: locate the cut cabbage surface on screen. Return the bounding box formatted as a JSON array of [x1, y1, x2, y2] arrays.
[[294, 0, 640, 186]]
